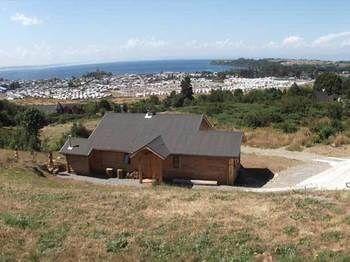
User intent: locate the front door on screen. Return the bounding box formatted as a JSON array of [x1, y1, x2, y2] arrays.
[[140, 151, 162, 182]]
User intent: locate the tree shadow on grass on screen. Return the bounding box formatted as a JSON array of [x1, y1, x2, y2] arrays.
[[235, 167, 274, 188]]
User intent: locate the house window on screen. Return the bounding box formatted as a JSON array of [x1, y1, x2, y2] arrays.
[[123, 153, 130, 164], [173, 155, 180, 168]]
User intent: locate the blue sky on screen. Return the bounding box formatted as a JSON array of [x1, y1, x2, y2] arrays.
[[1, 0, 350, 67]]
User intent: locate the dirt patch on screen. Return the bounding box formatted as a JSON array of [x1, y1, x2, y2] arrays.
[[241, 153, 301, 173]]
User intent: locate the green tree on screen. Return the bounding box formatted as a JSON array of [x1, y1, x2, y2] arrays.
[[19, 108, 46, 135], [180, 75, 193, 100], [98, 99, 112, 111], [314, 72, 343, 95], [17, 108, 46, 150]]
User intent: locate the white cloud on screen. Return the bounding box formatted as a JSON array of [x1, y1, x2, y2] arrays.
[[312, 32, 350, 46], [122, 37, 168, 49], [10, 13, 43, 26], [282, 36, 304, 47]]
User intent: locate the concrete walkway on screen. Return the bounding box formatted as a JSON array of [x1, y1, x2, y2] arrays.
[[58, 173, 143, 187]]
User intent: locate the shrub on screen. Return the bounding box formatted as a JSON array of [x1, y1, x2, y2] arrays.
[[278, 120, 298, 133], [70, 122, 90, 138], [310, 119, 337, 143]]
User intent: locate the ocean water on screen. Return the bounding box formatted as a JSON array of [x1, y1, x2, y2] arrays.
[[0, 60, 231, 80]]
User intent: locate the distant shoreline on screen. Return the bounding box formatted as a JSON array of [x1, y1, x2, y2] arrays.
[[0, 59, 231, 80]]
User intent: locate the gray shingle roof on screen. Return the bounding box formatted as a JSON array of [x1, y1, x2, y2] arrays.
[[59, 137, 91, 156], [131, 135, 170, 159], [60, 112, 242, 158]]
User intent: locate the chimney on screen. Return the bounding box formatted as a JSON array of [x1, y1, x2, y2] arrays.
[[67, 135, 73, 150], [145, 111, 152, 119]]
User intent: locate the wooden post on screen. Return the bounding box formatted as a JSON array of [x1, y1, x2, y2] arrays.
[[138, 157, 143, 184], [48, 152, 53, 166], [159, 159, 163, 184], [228, 158, 234, 186], [14, 149, 19, 162], [31, 150, 36, 163], [66, 156, 71, 173]]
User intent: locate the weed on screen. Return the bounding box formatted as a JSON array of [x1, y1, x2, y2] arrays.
[[89, 229, 107, 240], [298, 236, 312, 249], [37, 225, 69, 254], [275, 244, 298, 258], [0, 213, 43, 230], [344, 216, 350, 225], [30, 193, 73, 202], [106, 232, 130, 253], [315, 250, 350, 262], [321, 231, 343, 242], [283, 225, 299, 237], [194, 231, 211, 253]]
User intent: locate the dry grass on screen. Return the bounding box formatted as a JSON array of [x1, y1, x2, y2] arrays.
[[40, 119, 99, 151], [305, 144, 350, 158], [0, 167, 349, 261], [244, 127, 312, 149], [12, 96, 144, 106], [13, 98, 80, 106], [241, 154, 301, 173], [0, 149, 62, 169], [331, 134, 350, 147]]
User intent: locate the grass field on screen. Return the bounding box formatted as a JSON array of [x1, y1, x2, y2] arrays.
[[0, 167, 349, 261]]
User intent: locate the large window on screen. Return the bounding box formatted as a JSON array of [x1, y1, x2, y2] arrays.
[[173, 155, 180, 168]]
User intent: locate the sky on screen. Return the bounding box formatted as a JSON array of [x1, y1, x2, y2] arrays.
[[0, 0, 350, 67]]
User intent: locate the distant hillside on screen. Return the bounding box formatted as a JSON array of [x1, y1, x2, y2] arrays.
[[211, 58, 350, 79]]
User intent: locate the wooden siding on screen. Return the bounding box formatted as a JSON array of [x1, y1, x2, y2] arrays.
[[162, 155, 239, 185], [66, 149, 240, 185], [89, 150, 128, 174], [133, 150, 163, 181], [66, 155, 90, 175]]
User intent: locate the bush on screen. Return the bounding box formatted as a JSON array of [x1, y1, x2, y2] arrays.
[[71, 122, 90, 138], [243, 112, 268, 128], [278, 120, 298, 133], [312, 123, 336, 143], [327, 102, 343, 120]]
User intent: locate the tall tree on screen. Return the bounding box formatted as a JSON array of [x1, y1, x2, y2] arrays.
[[314, 72, 343, 95], [180, 75, 194, 100], [18, 108, 46, 150]]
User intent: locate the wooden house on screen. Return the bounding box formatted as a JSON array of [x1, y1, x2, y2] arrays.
[[60, 112, 243, 185]]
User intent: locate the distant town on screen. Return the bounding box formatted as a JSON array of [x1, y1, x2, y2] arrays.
[[0, 71, 312, 101]]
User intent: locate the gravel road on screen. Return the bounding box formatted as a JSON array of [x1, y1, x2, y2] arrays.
[[241, 146, 350, 191]]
